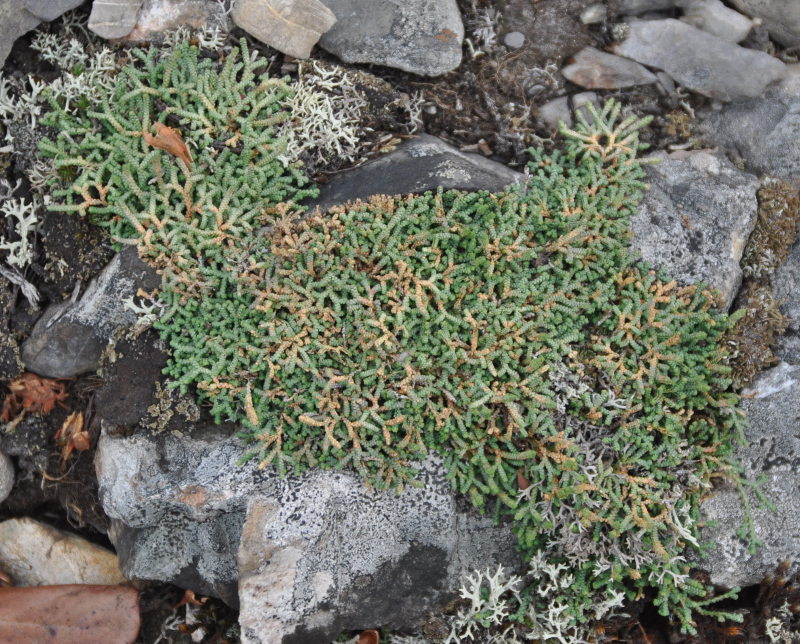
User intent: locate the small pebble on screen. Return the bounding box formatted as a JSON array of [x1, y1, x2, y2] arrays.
[[0, 451, 12, 504], [503, 31, 525, 49], [581, 3, 607, 24]]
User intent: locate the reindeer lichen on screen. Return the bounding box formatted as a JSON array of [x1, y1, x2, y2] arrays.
[[38, 39, 751, 638]]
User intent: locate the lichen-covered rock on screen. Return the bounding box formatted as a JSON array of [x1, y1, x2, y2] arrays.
[[318, 0, 463, 76], [94, 425, 522, 636], [630, 150, 759, 309], [123, 0, 229, 42], [698, 362, 800, 588], [308, 134, 522, 212], [22, 246, 160, 378]]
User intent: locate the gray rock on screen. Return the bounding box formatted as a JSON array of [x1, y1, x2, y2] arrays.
[[22, 246, 160, 378], [503, 31, 525, 48], [562, 46, 657, 89], [698, 362, 800, 588], [580, 3, 607, 24], [697, 66, 800, 181], [307, 134, 522, 213], [677, 0, 754, 43], [23, 0, 84, 21], [611, 18, 785, 101], [729, 0, 800, 47], [617, 0, 675, 15], [89, 0, 144, 39], [0, 0, 40, 67], [318, 0, 463, 76], [232, 0, 336, 59], [123, 0, 230, 42], [773, 238, 800, 329], [656, 70, 676, 93], [0, 518, 126, 586], [572, 91, 599, 123], [0, 450, 12, 504], [95, 426, 522, 640], [630, 150, 759, 309], [537, 96, 573, 131]]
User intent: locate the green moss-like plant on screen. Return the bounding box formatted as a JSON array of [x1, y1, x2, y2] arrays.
[[40, 42, 752, 639]]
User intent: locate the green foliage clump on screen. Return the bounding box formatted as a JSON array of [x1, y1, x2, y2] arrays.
[[40, 42, 750, 639]]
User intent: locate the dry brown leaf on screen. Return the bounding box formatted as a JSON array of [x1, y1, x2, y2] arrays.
[[358, 629, 380, 644], [143, 122, 193, 168], [1, 373, 69, 421], [174, 589, 208, 609], [54, 411, 90, 464], [0, 585, 140, 644]]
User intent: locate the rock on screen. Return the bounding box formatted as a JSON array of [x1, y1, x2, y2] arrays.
[[562, 46, 657, 89], [232, 0, 337, 60], [0, 450, 12, 504], [537, 96, 573, 130], [95, 426, 521, 641], [677, 0, 754, 43], [0, 518, 126, 586], [697, 66, 800, 181], [0, 0, 40, 67], [630, 150, 759, 309], [503, 31, 525, 48], [698, 362, 800, 588], [572, 91, 599, 122], [729, 0, 800, 48], [617, 0, 675, 14], [656, 70, 676, 93], [123, 0, 229, 42], [22, 0, 83, 21], [22, 246, 160, 378], [611, 18, 785, 101], [318, 0, 463, 76], [580, 3, 607, 24], [89, 0, 144, 39], [307, 134, 522, 213], [773, 239, 800, 330]]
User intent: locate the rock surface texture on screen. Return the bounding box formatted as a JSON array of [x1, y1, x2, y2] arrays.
[[22, 0, 84, 21], [630, 150, 759, 309], [0, 0, 41, 67], [0, 450, 12, 504], [612, 18, 785, 101], [95, 427, 522, 642], [561, 46, 657, 89], [232, 0, 337, 59], [729, 0, 800, 47], [89, 0, 145, 39], [677, 0, 755, 42], [308, 134, 522, 212], [774, 240, 800, 364], [22, 246, 160, 378], [698, 67, 800, 181], [0, 517, 127, 586], [124, 0, 229, 41], [318, 0, 464, 76], [699, 363, 800, 588]]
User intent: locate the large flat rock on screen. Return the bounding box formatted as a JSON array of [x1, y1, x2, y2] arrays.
[[0, 0, 40, 67]]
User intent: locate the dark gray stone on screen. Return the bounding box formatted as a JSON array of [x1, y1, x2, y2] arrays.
[[22, 246, 160, 378], [617, 0, 675, 14], [612, 18, 785, 101], [729, 0, 800, 47], [630, 150, 759, 309], [23, 0, 84, 21], [318, 0, 463, 76], [308, 134, 522, 213], [698, 362, 800, 588], [0, 0, 40, 67]]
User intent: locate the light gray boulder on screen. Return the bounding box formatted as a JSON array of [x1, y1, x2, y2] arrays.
[[611, 18, 785, 101], [698, 362, 800, 588], [23, 0, 84, 21], [677, 0, 755, 43], [630, 150, 759, 309], [729, 0, 800, 47], [95, 426, 522, 641], [0, 0, 40, 67], [698, 66, 800, 182], [318, 0, 464, 76], [89, 0, 144, 39], [22, 246, 159, 378]]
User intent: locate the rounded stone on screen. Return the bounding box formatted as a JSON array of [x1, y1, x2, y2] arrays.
[[0, 450, 14, 503], [503, 31, 525, 49]]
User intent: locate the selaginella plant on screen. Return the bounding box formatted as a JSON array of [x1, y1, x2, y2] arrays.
[[38, 38, 751, 640]]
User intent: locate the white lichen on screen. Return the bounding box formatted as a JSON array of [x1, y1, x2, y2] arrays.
[[0, 195, 40, 269]]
